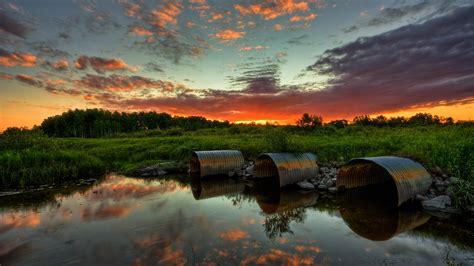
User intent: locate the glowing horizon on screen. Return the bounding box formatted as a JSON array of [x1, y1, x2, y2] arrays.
[[1, 0, 473, 131]]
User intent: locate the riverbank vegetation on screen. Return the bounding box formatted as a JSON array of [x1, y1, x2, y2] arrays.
[[1, 110, 473, 204]]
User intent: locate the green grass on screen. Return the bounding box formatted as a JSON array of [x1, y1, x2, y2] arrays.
[[0, 125, 473, 190]]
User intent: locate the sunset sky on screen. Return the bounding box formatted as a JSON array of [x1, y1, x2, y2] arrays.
[[1, 0, 473, 130]]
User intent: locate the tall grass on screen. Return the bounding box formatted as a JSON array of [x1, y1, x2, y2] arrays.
[[0, 124, 472, 189]]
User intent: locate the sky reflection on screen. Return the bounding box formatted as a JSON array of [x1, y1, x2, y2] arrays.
[[0, 174, 472, 265]]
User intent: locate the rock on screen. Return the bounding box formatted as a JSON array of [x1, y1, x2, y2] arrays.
[[443, 181, 450, 186], [317, 184, 328, 190], [415, 194, 428, 201], [228, 171, 235, 177], [325, 180, 334, 187], [467, 206, 474, 214], [436, 186, 446, 192], [235, 169, 244, 176], [449, 176, 459, 183], [442, 174, 448, 179], [296, 180, 315, 190], [331, 177, 337, 183], [422, 195, 452, 211], [137, 161, 185, 176], [434, 180, 444, 187], [0, 191, 21, 197], [245, 165, 254, 175], [328, 187, 338, 193], [320, 167, 329, 173], [138, 165, 166, 176]]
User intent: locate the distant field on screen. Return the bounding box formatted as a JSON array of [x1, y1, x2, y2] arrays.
[[0, 125, 473, 189]]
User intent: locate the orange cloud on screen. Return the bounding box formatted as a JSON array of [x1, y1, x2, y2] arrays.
[[0, 49, 36, 67], [273, 23, 284, 31], [234, 0, 310, 20], [289, 13, 317, 22], [242, 248, 314, 266], [186, 21, 196, 28], [0, 72, 14, 80], [75, 56, 136, 73], [129, 26, 153, 36], [210, 29, 245, 40], [42, 58, 69, 71], [239, 45, 269, 51], [218, 229, 249, 241], [15, 74, 42, 87], [189, 0, 210, 11], [118, 0, 141, 17], [147, 1, 182, 28], [208, 11, 224, 22]]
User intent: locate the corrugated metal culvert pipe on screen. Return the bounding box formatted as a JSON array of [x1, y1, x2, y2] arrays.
[[336, 156, 432, 206], [253, 153, 318, 187], [189, 150, 245, 178]]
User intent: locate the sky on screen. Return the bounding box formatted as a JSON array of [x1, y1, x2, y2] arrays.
[[0, 0, 473, 130]]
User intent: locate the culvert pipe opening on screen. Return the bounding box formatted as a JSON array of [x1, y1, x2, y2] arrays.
[[254, 153, 318, 187], [189, 150, 245, 178], [336, 156, 432, 206]]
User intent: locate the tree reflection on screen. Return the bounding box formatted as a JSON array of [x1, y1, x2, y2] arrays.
[[262, 207, 307, 239]]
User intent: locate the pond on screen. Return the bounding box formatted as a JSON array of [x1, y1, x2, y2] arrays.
[[0, 174, 473, 265]]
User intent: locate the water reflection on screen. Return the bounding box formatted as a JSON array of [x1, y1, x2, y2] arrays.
[[0, 174, 472, 265], [190, 174, 245, 200], [338, 183, 431, 241]]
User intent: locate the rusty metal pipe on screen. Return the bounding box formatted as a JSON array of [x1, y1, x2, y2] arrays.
[[189, 150, 245, 178], [254, 153, 318, 187], [336, 156, 432, 206]]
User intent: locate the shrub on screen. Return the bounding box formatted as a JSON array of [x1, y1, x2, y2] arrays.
[[264, 130, 291, 152], [448, 180, 474, 210]]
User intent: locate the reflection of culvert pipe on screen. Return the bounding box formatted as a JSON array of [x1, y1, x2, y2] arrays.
[[336, 156, 431, 206], [338, 185, 430, 241], [253, 153, 318, 187], [189, 150, 245, 178], [190, 175, 245, 200]]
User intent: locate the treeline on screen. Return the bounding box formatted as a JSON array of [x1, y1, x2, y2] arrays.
[[296, 112, 460, 129], [40, 109, 230, 137]]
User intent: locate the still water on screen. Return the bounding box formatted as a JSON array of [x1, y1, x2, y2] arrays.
[[0, 174, 472, 265]]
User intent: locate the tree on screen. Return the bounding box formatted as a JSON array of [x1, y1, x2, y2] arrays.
[[296, 113, 323, 129]]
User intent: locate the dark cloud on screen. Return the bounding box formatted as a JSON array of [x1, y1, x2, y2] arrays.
[[144, 62, 165, 73], [342, 25, 358, 33], [30, 42, 70, 58], [229, 64, 282, 94], [0, 11, 29, 38], [74, 56, 136, 73], [94, 6, 474, 122], [306, 5, 474, 114], [75, 74, 178, 93], [15, 74, 42, 87], [368, 2, 430, 26], [41, 59, 69, 71], [286, 34, 309, 45]]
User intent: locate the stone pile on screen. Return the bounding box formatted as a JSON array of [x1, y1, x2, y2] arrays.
[[297, 165, 339, 193]]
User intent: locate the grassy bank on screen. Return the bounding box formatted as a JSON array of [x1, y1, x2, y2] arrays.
[[1, 125, 473, 190]]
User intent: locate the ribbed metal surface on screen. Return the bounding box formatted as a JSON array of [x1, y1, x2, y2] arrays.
[[337, 156, 432, 206], [338, 186, 430, 241], [190, 175, 245, 200], [256, 190, 319, 214], [189, 150, 245, 178], [253, 153, 318, 187]]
